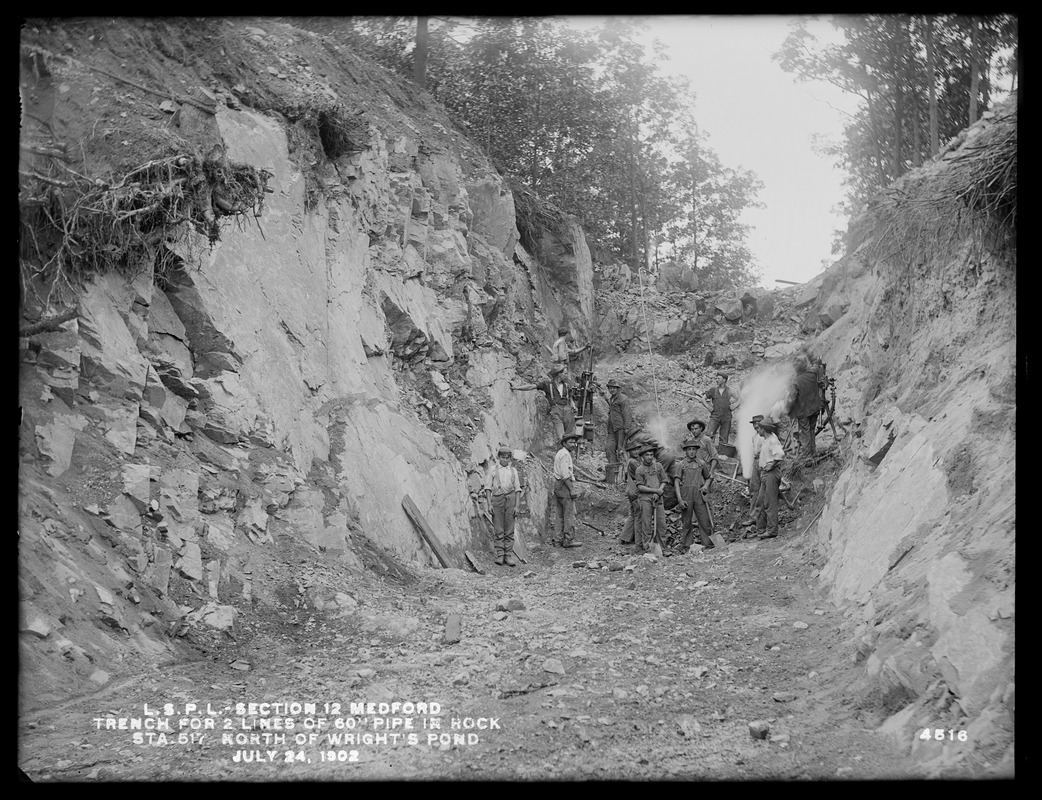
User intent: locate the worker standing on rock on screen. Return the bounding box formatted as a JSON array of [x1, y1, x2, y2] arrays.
[[619, 439, 646, 546], [634, 442, 667, 555], [600, 378, 639, 484], [552, 433, 582, 548], [511, 364, 576, 443], [752, 417, 785, 539], [551, 325, 589, 379], [704, 372, 737, 446], [677, 438, 715, 552], [789, 355, 822, 456], [484, 446, 524, 567]]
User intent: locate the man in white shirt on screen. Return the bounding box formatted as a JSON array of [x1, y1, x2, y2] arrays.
[[741, 415, 765, 535], [484, 446, 524, 567], [754, 417, 786, 539], [551, 433, 582, 548]]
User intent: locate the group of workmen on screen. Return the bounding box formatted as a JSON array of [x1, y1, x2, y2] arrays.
[[482, 327, 828, 566]]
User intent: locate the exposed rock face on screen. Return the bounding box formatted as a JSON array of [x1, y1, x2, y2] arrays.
[[17, 18, 594, 704], [805, 101, 1016, 751]]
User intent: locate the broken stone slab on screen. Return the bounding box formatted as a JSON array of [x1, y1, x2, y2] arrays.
[[612, 688, 629, 701], [748, 720, 771, 740], [770, 733, 791, 745], [543, 658, 566, 675], [772, 691, 797, 703], [102, 495, 143, 536], [187, 603, 237, 631], [122, 464, 153, 513], [793, 621, 809, 630], [572, 560, 587, 569], [493, 611, 508, 622], [35, 413, 87, 478], [356, 668, 376, 679], [177, 541, 204, 581], [495, 598, 525, 612], [444, 614, 462, 644]]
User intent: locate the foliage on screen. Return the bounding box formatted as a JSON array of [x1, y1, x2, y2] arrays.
[[863, 106, 1016, 272], [774, 14, 1018, 215], [336, 16, 764, 290]]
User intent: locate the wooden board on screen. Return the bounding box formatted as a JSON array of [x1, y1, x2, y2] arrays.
[[402, 494, 454, 569], [464, 551, 486, 575]]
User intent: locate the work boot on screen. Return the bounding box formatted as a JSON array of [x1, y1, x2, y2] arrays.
[[495, 555, 506, 565], [504, 553, 517, 567], [563, 540, 582, 548]]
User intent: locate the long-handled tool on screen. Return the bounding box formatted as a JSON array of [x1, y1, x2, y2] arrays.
[[579, 519, 605, 536]]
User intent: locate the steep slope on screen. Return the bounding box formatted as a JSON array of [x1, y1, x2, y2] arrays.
[[797, 98, 1016, 770], [18, 18, 593, 704]]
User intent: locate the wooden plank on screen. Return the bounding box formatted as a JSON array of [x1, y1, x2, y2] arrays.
[[402, 494, 453, 569], [464, 551, 486, 575]]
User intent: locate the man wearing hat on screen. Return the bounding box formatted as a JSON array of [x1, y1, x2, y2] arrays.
[[551, 325, 590, 379], [512, 365, 576, 443], [484, 446, 524, 566], [600, 378, 639, 484], [753, 417, 785, 539], [704, 372, 737, 446], [685, 418, 719, 478], [619, 437, 647, 545], [741, 415, 766, 531], [677, 438, 714, 551], [551, 433, 582, 547], [634, 442, 668, 554]]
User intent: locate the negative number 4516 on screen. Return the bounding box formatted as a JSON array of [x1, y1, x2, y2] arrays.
[[920, 729, 968, 741]]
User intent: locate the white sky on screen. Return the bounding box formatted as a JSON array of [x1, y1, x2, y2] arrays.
[[562, 15, 861, 288]]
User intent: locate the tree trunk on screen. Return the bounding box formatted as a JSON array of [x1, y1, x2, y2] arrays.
[[864, 81, 889, 187], [925, 15, 940, 157], [627, 132, 639, 268], [890, 17, 905, 178], [968, 16, 981, 125], [413, 16, 429, 88], [907, 18, 921, 167]]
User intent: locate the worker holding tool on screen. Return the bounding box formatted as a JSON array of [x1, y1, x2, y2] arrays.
[[598, 378, 640, 484], [619, 438, 646, 546], [752, 417, 785, 539], [551, 433, 583, 548], [634, 442, 667, 555], [677, 438, 715, 552], [511, 364, 576, 443], [484, 446, 524, 567]]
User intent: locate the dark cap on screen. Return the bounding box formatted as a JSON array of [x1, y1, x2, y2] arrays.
[[682, 438, 701, 450], [758, 417, 778, 432], [638, 443, 657, 456], [561, 433, 580, 445], [717, 372, 728, 380], [497, 446, 512, 456], [750, 415, 764, 424], [687, 418, 706, 431], [550, 364, 565, 375], [557, 326, 569, 335], [606, 379, 621, 389]]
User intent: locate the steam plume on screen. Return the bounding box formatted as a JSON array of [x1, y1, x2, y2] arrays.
[[735, 362, 796, 478]]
